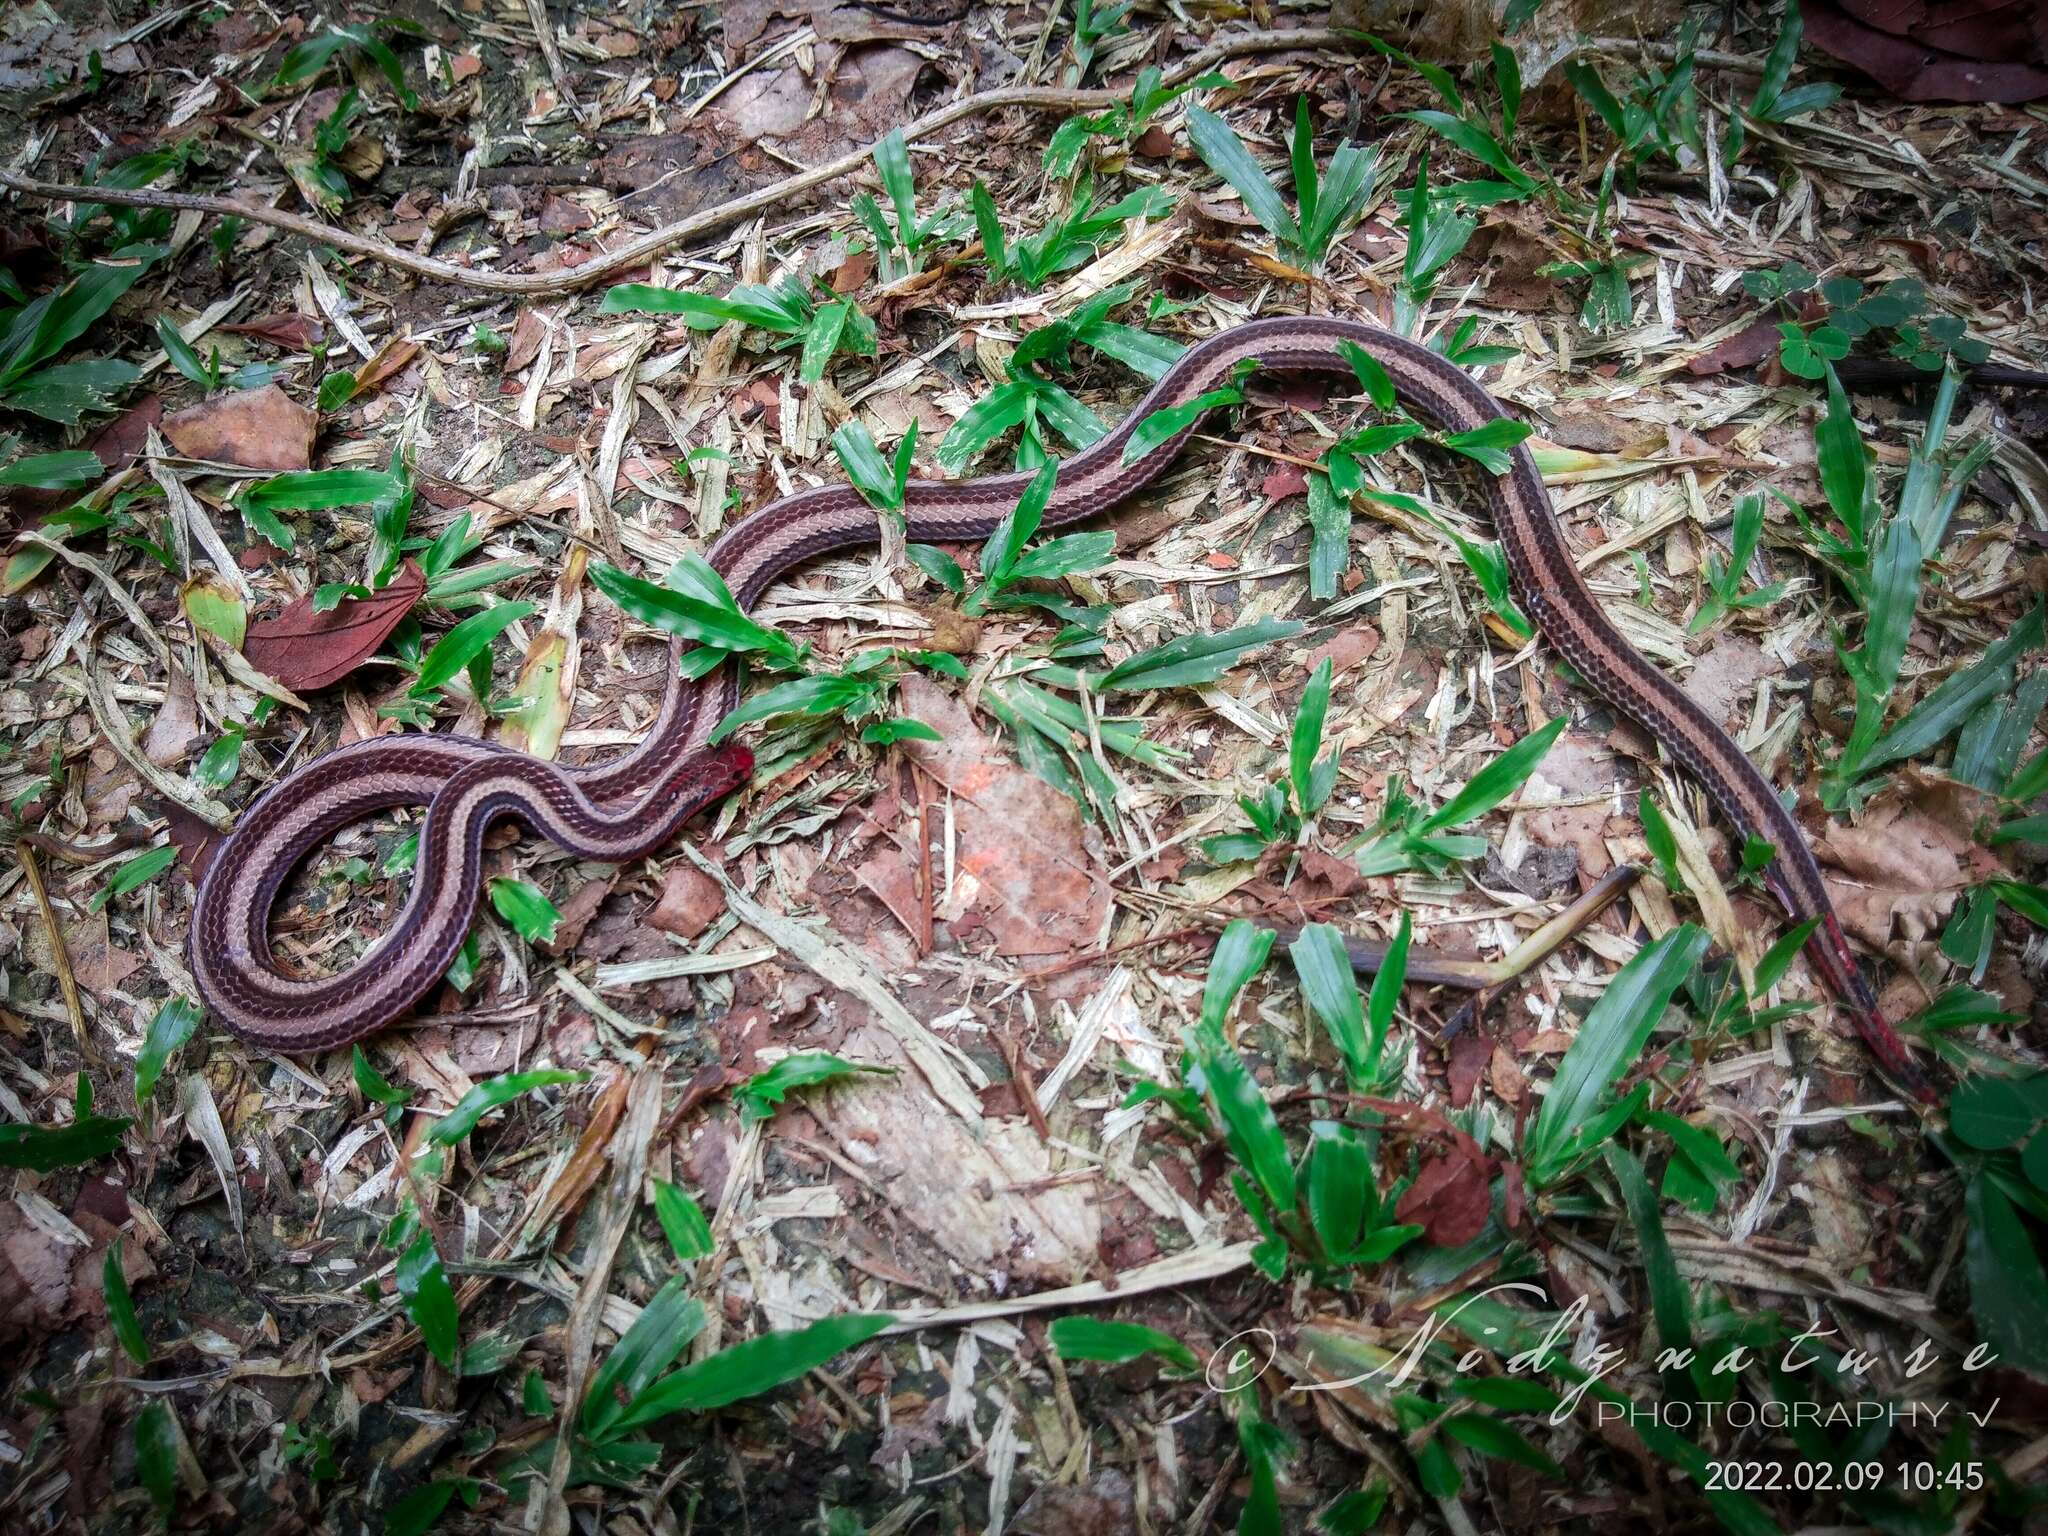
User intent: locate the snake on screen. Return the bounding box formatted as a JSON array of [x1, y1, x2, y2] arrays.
[[186, 315, 1931, 1099]]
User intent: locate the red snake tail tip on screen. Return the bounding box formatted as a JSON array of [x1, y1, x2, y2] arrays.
[[1852, 1006, 1938, 1104]]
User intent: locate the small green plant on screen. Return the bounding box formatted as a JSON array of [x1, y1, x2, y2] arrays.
[[937, 283, 1181, 471], [1063, 0, 1130, 82], [1164, 920, 1423, 1280], [971, 178, 1174, 289], [733, 1052, 895, 1124], [906, 462, 1113, 618], [0, 1076, 131, 1173], [1521, 923, 1709, 1189], [829, 420, 918, 516], [1723, 2, 1842, 164], [271, 20, 422, 109], [1746, 263, 1988, 378], [851, 129, 970, 282], [600, 279, 876, 384], [547, 1281, 890, 1486], [1185, 97, 1379, 271], [1809, 365, 2032, 811], [156, 314, 276, 394], [1306, 339, 1530, 600], [1201, 658, 1339, 862], [1290, 913, 1410, 1098], [1689, 491, 1788, 633], [1562, 19, 1704, 178], [0, 243, 165, 422], [1371, 34, 1539, 202], [710, 645, 962, 748], [294, 87, 366, 211], [1348, 715, 1565, 876], [1043, 65, 1228, 178], [380, 597, 535, 728], [1389, 150, 1517, 357]]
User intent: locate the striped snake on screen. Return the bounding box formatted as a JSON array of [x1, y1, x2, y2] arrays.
[[187, 316, 1929, 1099]]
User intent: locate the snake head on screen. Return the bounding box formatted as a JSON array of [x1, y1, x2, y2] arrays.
[[708, 741, 754, 793]]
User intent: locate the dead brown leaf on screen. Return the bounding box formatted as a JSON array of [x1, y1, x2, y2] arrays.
[[898, 676, 1112, 959], [242, 560, 427, 692], [162, 385, 318, 471], [1394, 1144, 1492, 1247]]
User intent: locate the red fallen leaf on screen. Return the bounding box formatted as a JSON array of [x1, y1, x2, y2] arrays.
[[1685, 315, 1782, 377], [243, 560, 426, 692], [830, 246, 875, 295], [350, 338, 421, 399], [156, 798, 223, 883], [1446, 1030, 1491, 1109], [1261, 462, 1309, 499], [1807, 0, 2048, 103], [1395, 1145, 1492, 1247], [505, 309, 548, 373], [162, 384, 318, 471], [221, 312, 324, 349]]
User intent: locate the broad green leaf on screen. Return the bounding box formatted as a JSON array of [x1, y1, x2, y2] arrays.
[[1290, 658, 1335, 814], [653, 1179, 715, 1261], [1950, 1074, 2048, 1151], [734, 1052, 892, 1126], [1605, 1143, 1692, 1357], [134, 997, 201, 1104], [1048, 1316, 1201, 1374], [488, 876, 560, 945], [1864, 603, 2045, 771], [104, 1245, 148, 1364], [412, 601, 531, 695], [1291, 924, 1365, 1073], [0, 1108, 132, 1171], [610, 1312, 894, 1430], [1185, 106, 1296, 246], [593, 562, 799, 665], [1186, 1019, 1293, 1216], [135, 1399, 180, 1516], [1096, 618, 1304, 693], [1308, 1124, 1370, 1259], [426, 1069, 586, 1146], [240, 467, 403, 515], [582, 1275, 708, 1442], [1440, 1412, 1562, 1477], [396, 1228, 460, 1368], [353, 1044, 412, 1111], [1815, 363, 1869, 546], [92, 844, 175, 913], [1200, 918, 1275, 1033], [0, 450, 102, 489], [1524, 925, 1709, 1185], [1418, 715, 1564, 833], [1120, 384, 1240, 464], [1965, 1173, 2048, 1380]]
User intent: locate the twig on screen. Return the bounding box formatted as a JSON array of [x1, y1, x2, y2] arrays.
[[523, 0, 582, 117], [15, 840, 97, 1068], [0, 28, 1362, 298], [1439, 865, 1642, 1039]]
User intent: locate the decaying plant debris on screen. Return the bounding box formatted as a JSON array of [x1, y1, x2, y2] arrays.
[[2, 1, 2047, 1532]]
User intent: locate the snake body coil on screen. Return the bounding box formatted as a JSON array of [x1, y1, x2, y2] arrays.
[[188, 317, 1928, 1098]]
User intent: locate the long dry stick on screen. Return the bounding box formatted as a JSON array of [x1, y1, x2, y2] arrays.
[[0, 27, 1362, 299]]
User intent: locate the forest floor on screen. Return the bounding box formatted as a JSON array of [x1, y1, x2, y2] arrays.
[[3, 2, 2048, 1534]]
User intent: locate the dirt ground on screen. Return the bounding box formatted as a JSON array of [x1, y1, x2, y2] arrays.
[[3, 2, 2048, 1534]]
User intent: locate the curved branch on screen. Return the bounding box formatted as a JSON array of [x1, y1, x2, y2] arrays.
[[0, 26, 1364, 298]]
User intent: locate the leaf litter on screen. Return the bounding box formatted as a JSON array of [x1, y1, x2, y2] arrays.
[[0, 3, 2046, 1534]]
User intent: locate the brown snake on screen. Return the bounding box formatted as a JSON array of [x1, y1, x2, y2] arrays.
[[188, 316, 1930, 1098]]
